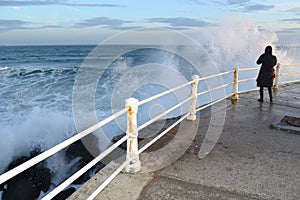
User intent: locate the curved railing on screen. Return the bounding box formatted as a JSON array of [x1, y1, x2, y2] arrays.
[[0, 63, 299, 200]]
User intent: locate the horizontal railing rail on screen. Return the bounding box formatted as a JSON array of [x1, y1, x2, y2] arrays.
[[138, 112, 190, 154], [275, 63, 300, 86], [138, 80, 194, 106], [43, 135, 129, 200], [138, 96, 193, 131], [0, 108, 127, 185], [0, 63, 299, 200]]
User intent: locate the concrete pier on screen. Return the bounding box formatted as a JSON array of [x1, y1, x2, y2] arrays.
[[69, 82, 300, 200]]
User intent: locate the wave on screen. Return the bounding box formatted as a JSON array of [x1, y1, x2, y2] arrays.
[[0, 108, 75, 173], [0, 67, 78, 77], [0, 66, 10, 71]]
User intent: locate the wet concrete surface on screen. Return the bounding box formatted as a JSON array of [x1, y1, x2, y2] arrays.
[[69, 82, 300, 200]]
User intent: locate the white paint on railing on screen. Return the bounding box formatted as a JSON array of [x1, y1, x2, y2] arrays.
[[87, 160, 130, 200], [197, 89, 210, 97], [138, 81, 193, 106], [0, 108, 127, 185], [273, 63, 280, 90], [276, 63, 300, 86], [196, 82, 233, 98], [281, 79, 300, 84], [196, 93, 233, 113], [187, 75, 199, 121], [137, 96, 193, 131], [138, 112, 190, 154], [125, 98, 141, 173], [238, 77, 257, 83], [279, 73, 290, 76], [280, 64, 300, 67], [280, 72, 300, 76], [41, 135, 129, 200], [231, 68, 239, 100], [238, 67, 259, 71], [198, 71, 232, 81]]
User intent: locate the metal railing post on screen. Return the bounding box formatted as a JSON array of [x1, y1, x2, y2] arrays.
[[125, 98, 141, 173], [187, 75, 199, 121], [231, 68, 239, 100], [273, 63, 280, 90]]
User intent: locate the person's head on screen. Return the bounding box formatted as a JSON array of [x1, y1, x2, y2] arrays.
[[264, 46, 272, 55]]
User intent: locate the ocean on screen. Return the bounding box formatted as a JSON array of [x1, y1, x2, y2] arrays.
[[0, 44, 299, 198]]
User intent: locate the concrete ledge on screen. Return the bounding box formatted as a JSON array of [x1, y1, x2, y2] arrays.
[[67, 161, 123, 200], [94, 172, 154, 200], [67, 159, 154, 200], [271, 122, 300, 134]]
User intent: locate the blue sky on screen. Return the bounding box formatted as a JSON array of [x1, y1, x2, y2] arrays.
[[0, 0, 300, 45]]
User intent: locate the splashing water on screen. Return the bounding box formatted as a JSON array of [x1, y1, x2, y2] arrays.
[[199, 17, 294, 70]]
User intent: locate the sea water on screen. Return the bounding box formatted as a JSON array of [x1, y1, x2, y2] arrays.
[[0, 21, 299, 196]]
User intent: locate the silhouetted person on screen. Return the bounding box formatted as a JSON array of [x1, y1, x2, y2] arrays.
[[256, 46, 277, 102]]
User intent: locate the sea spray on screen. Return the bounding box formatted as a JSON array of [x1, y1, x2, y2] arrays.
[[196, 17, 297, 88], [0, 108, 75, 174], [199, 17, 294, 69]]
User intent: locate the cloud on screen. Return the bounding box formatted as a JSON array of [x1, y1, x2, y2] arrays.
[[40, 25, 64, 29], [285, 7, 300, 15], [184, 0, 207, 5], [74, 17, 142, 30], [0, 16, 141, 32], [227, 0, 251, 5], [0, 0, 123, 7], [188, 0, 250, 6], [214, 1, 275, 12], [281, 18, 300, 24], [0, 19, 31, 31], [146, 17, 214, 28], [76, 17, 214, 31], [242, 4, 274, 12], [277, 27, 300, 34], [0, 19, 66, 31], [107, 26, 144, 30], [75, 17, 130, 27]]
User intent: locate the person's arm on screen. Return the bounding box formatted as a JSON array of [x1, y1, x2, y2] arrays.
[[256, 55, 262, 65]]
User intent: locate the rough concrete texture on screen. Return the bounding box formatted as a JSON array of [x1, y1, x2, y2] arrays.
[[140, 177, 259, 200], [70, 82, 300, 200], [94, 172, 154, 200]]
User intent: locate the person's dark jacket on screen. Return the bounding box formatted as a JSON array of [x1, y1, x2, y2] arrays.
[[256, 46, 277, 87]]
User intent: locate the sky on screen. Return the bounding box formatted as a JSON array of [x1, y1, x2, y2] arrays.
[[0, 0, 300, 45]]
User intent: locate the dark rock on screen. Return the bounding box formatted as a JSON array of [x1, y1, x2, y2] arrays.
[[112, 133, 127, 150], [65, 140, 94, 162], [2, 178, 41, 200], [1, 147, 52, 200], [65, 139, 105, 185], [52, 187, 76, 200], [1, 139, 106, 200]]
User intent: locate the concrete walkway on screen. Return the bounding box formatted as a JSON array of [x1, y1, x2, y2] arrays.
[[69, 82, 300, 200]]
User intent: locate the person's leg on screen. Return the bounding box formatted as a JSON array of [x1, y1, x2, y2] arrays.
[[258, 87, 264, 102], [268, 87, 273, 102]]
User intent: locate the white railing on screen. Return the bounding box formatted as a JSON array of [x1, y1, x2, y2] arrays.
[[0, 63, 299, 199]]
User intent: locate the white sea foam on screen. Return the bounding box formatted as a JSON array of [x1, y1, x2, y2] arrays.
[[0, 108, 75, 174], [0, 66, 10, 71]]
